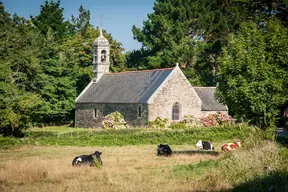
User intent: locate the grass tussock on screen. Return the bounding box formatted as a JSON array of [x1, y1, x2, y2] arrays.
[[191, 134, 288, 191]]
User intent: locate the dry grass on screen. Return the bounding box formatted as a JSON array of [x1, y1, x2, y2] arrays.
[[0, 145, 219, 192], [1, 141, 286, 192]]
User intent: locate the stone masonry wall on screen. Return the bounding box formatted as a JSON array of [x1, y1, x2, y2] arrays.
[[75, 103, 148, 128], [148, 67, 202, 121]]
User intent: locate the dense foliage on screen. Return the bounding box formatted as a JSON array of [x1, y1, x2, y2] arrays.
[[216, 18, 288, 128], [130, 0, 287, 86], [0, 1, 125, 135]]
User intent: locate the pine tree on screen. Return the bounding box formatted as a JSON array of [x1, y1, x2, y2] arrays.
[[30, 0, 69, 40]]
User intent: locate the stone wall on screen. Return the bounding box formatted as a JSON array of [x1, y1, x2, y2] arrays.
[[75, 103, 148, 128], [148, 67, 202, 121]]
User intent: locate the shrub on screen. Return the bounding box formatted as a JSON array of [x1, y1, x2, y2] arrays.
[[180, 115, 202, 127], [168, 122, 189, 129], [201, 112, 233, 127], [148, 117, 169, 129], [200, 114, 219, 127], [102, 111, 128, 129]]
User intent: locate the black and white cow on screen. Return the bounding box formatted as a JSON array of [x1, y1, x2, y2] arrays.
[[72, 151, 103, 167], [157, 144, 173, 156], [196, 140, 214, 150]]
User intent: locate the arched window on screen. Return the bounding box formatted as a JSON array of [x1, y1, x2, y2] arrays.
[[101, 50, 106, 62], [137, 105, 142, 118], [172, 102, 181, 120]]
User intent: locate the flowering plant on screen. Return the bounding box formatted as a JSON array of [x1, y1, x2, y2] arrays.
[[200, 112, 233, 127], [102, 111, 128, 129], [180, 115, 202, 127]]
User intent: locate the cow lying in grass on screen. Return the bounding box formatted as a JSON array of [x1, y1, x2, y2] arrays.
[[72, 151, 103, 167], [196, 140, 214, 150], [222, 140, 241, 152], [157, 144, 173, 156]]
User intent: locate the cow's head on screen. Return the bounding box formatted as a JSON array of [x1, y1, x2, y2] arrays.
[[93, 151, 103, 165], [235, 140, 241, 147]]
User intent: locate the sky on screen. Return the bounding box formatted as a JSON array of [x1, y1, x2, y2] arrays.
[[2, 0, 155, 51]]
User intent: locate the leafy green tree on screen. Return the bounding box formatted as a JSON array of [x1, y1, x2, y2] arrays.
[[216, 18, 288, 128], [71, 5, 91, 37], [35, 28, 77, 123], [30, 0, 70, 40], [0, 2, 43, 135], [130, 0, 287, 86], [248, 0, 288, 23], [131, 0, 249, 86]]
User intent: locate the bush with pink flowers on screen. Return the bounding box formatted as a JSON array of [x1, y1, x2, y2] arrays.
[[200, 112, 233, 127], [102, 111, 128, 129]]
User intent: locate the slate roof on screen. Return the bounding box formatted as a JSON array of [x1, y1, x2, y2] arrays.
[[76, 68, 174, 103], [193, 87, 228, 111]]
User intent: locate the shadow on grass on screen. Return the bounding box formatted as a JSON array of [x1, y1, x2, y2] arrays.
[[173, 150, 220, 156], [193, 171, 288, 192], [276, 136, 288, 148], [229, 171, 288, 192]]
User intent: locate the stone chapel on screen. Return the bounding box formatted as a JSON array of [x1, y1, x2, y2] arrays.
[[75, 28, 228, 128]]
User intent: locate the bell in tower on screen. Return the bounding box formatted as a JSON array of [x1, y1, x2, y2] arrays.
[[92, 27, 110, 83]]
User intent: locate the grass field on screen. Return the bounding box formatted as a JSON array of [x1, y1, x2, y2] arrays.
[[0, 126, 287, 191], [0, 145, 221, 192]]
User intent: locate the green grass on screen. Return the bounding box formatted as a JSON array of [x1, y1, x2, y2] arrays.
[[28, 126, 89, 134], [0, 136, 23, 149], [173, 160, 218, 179], [14, 125, 254, 148], [0, 124, 274, 150]]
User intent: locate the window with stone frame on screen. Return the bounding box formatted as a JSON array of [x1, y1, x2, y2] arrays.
[[101, 50, 106, 62], [94, 108, 98, 118], [137, 105, 142, 118], [172, 102, 181, 120]]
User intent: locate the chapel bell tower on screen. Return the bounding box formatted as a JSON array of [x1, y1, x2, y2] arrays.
[[92, 27, 110, 83]]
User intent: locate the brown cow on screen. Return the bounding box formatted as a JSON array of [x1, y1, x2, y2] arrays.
[[222, 140, 241, 152]]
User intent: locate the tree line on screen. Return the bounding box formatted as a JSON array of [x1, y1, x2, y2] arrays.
[[0, 0, 125, 136], [0, 0, 287, 136]]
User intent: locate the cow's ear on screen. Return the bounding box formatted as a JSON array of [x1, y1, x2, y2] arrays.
[[99, 152, 102, 154]]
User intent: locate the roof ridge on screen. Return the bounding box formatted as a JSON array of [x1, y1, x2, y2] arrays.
[[106, 67, 174, 75]]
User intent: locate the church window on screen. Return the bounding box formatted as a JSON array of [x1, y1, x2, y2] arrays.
[[137, 105, 142, 118], [172, 102, 181, 120], [94, 108, 98, 118], [101, 50, 106, 62]]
